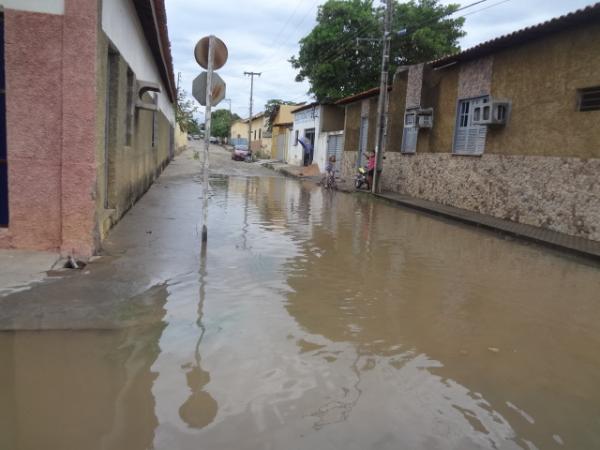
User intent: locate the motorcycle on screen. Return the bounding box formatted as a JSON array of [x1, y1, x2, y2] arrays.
[[354, 166, 369, 190]]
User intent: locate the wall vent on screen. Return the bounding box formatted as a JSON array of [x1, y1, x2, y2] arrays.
[[578, 86, 600, 112]]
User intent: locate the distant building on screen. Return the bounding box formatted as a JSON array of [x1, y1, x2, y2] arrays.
[[230, 119, 248, 146], [0, 0, 177, 257], [339, 3, 600, 242]]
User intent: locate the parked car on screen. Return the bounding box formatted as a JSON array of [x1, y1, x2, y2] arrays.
[[232, 144, 250, 161], [209, 136, 218, 144]]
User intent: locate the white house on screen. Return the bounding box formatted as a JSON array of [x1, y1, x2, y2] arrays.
[[288, 103, 345, 172]]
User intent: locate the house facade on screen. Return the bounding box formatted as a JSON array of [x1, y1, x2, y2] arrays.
[[230, 119, 248, 146], [248, 112, 271, 158], [340, 4, 600, 242], [269, 104, 295, 161], [0, 0, 177, 257], [289, 103, 345, 172]]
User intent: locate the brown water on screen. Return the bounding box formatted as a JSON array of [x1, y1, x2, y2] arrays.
[[1, 174, 600, 450]]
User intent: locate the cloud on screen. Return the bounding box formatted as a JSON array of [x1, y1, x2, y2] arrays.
[[166, 0, 596, 119]]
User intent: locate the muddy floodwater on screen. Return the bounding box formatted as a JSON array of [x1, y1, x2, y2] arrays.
[[1, 165, 600, 449]]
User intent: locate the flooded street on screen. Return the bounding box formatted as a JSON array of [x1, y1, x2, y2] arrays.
[[1, 147, 600, 450]]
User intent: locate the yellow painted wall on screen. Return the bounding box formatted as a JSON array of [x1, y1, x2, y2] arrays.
[[488, 24, 600, 158], [273, 105, 296, 126], [230, 120, 248, 142]]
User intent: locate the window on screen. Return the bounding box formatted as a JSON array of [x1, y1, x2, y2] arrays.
[[453, 97, 488, 155], [151, 95, 158, 148], [294, 130, 299, 145], [259, 128, 262, 139], [578, 86, 600, 112], [125, 69, 134, 146]]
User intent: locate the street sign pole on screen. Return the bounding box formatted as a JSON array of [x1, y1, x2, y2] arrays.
[[201, 35, 215, 244]]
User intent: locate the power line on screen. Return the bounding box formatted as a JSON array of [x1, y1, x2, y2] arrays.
[[254, 0, 305, 68], [461, 0, 512, 17], [255, 0, 321, 69], [293, 0, 508, 74]]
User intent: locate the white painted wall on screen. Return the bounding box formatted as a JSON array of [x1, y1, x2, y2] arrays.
[[0, 0, 63, 14], [102, 0, 175, 124], [288, 106, 322, 167]]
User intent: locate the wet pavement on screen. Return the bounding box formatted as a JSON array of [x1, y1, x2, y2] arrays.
[[1, 143, 600, 450]]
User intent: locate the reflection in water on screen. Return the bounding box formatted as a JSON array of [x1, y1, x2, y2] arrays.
[[179, 247, 217, 429], [1, 173, 599, 450], [0, 283, 168, 450]]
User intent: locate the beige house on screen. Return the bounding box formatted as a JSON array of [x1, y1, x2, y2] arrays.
[[269, 105, 296, 161], [249, 113, 271, 158], [230, 119, 248, 146], [338, 4, 600, 243]]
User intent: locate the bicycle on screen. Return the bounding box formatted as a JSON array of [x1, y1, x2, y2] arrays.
[[323, 169, 337, 190]]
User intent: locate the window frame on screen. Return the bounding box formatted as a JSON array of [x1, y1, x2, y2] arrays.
[[452, 96, 489, 156]]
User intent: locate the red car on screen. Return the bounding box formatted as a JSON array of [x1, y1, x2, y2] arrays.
[[232, 144, 250, 161]]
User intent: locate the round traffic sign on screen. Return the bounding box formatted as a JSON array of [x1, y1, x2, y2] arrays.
[[194, 36, 228, 70]]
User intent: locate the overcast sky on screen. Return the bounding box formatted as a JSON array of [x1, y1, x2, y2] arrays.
[[165, 0, 596, 120]]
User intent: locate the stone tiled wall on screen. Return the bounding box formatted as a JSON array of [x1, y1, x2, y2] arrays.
[[458, 56, 493, 99], [380, 153, 600, 241], [406, 63, 424, 108], [340, 151, 358, 182]]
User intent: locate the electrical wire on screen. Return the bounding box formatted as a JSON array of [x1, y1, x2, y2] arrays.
[[241, 0, 510, 110], [286, 0, 510, 77]]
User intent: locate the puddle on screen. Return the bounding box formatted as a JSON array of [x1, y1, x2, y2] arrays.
[[1, 175, 599, 450]]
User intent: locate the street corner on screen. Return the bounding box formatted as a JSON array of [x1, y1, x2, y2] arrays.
[[0, 249, 60, 296]]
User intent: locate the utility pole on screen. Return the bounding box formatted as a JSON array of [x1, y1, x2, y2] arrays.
[[372, 0, 392, 194], [244, 71, 260, 154]]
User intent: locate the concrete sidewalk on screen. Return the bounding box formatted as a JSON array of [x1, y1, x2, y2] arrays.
[[377, 192, 600, 262], [0, 250, 60, 296]]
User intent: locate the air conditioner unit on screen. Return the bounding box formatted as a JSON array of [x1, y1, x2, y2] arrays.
[[417, 108, 434, 128], [472, 98, 509, 126]]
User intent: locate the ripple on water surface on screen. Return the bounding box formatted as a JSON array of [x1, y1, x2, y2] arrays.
[[1, 175, 599, 450]]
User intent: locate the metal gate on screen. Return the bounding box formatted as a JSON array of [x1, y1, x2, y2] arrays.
[[357, 116, 368, 167], [326, 134, 344, 172], [0, 15, 8, 227], [276, 131, 287, 161]]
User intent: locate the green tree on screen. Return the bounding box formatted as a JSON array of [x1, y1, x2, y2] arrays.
[[211, 109, 241, 138], [264, 99, 297, 132], [290, 0, 464, 101], [175, 88, 200, 133]]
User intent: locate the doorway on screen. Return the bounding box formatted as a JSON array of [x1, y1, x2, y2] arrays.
[[304, 128, 315, 165]]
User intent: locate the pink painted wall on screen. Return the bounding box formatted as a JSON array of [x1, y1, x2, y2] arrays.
[[2, 10, 63, 251], [0, 1, 100, 257], [60, 0, 99, 257]]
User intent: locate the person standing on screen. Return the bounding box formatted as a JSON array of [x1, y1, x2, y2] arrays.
[[299, 136, 312, 166], [364, 150, 376, 189]]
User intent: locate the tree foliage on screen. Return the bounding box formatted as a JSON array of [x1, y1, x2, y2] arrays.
[[211, 109, 241, 138], [290, 0, 465, 101], [175, 88, 200, 133], [264, 99, 298, 132]]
